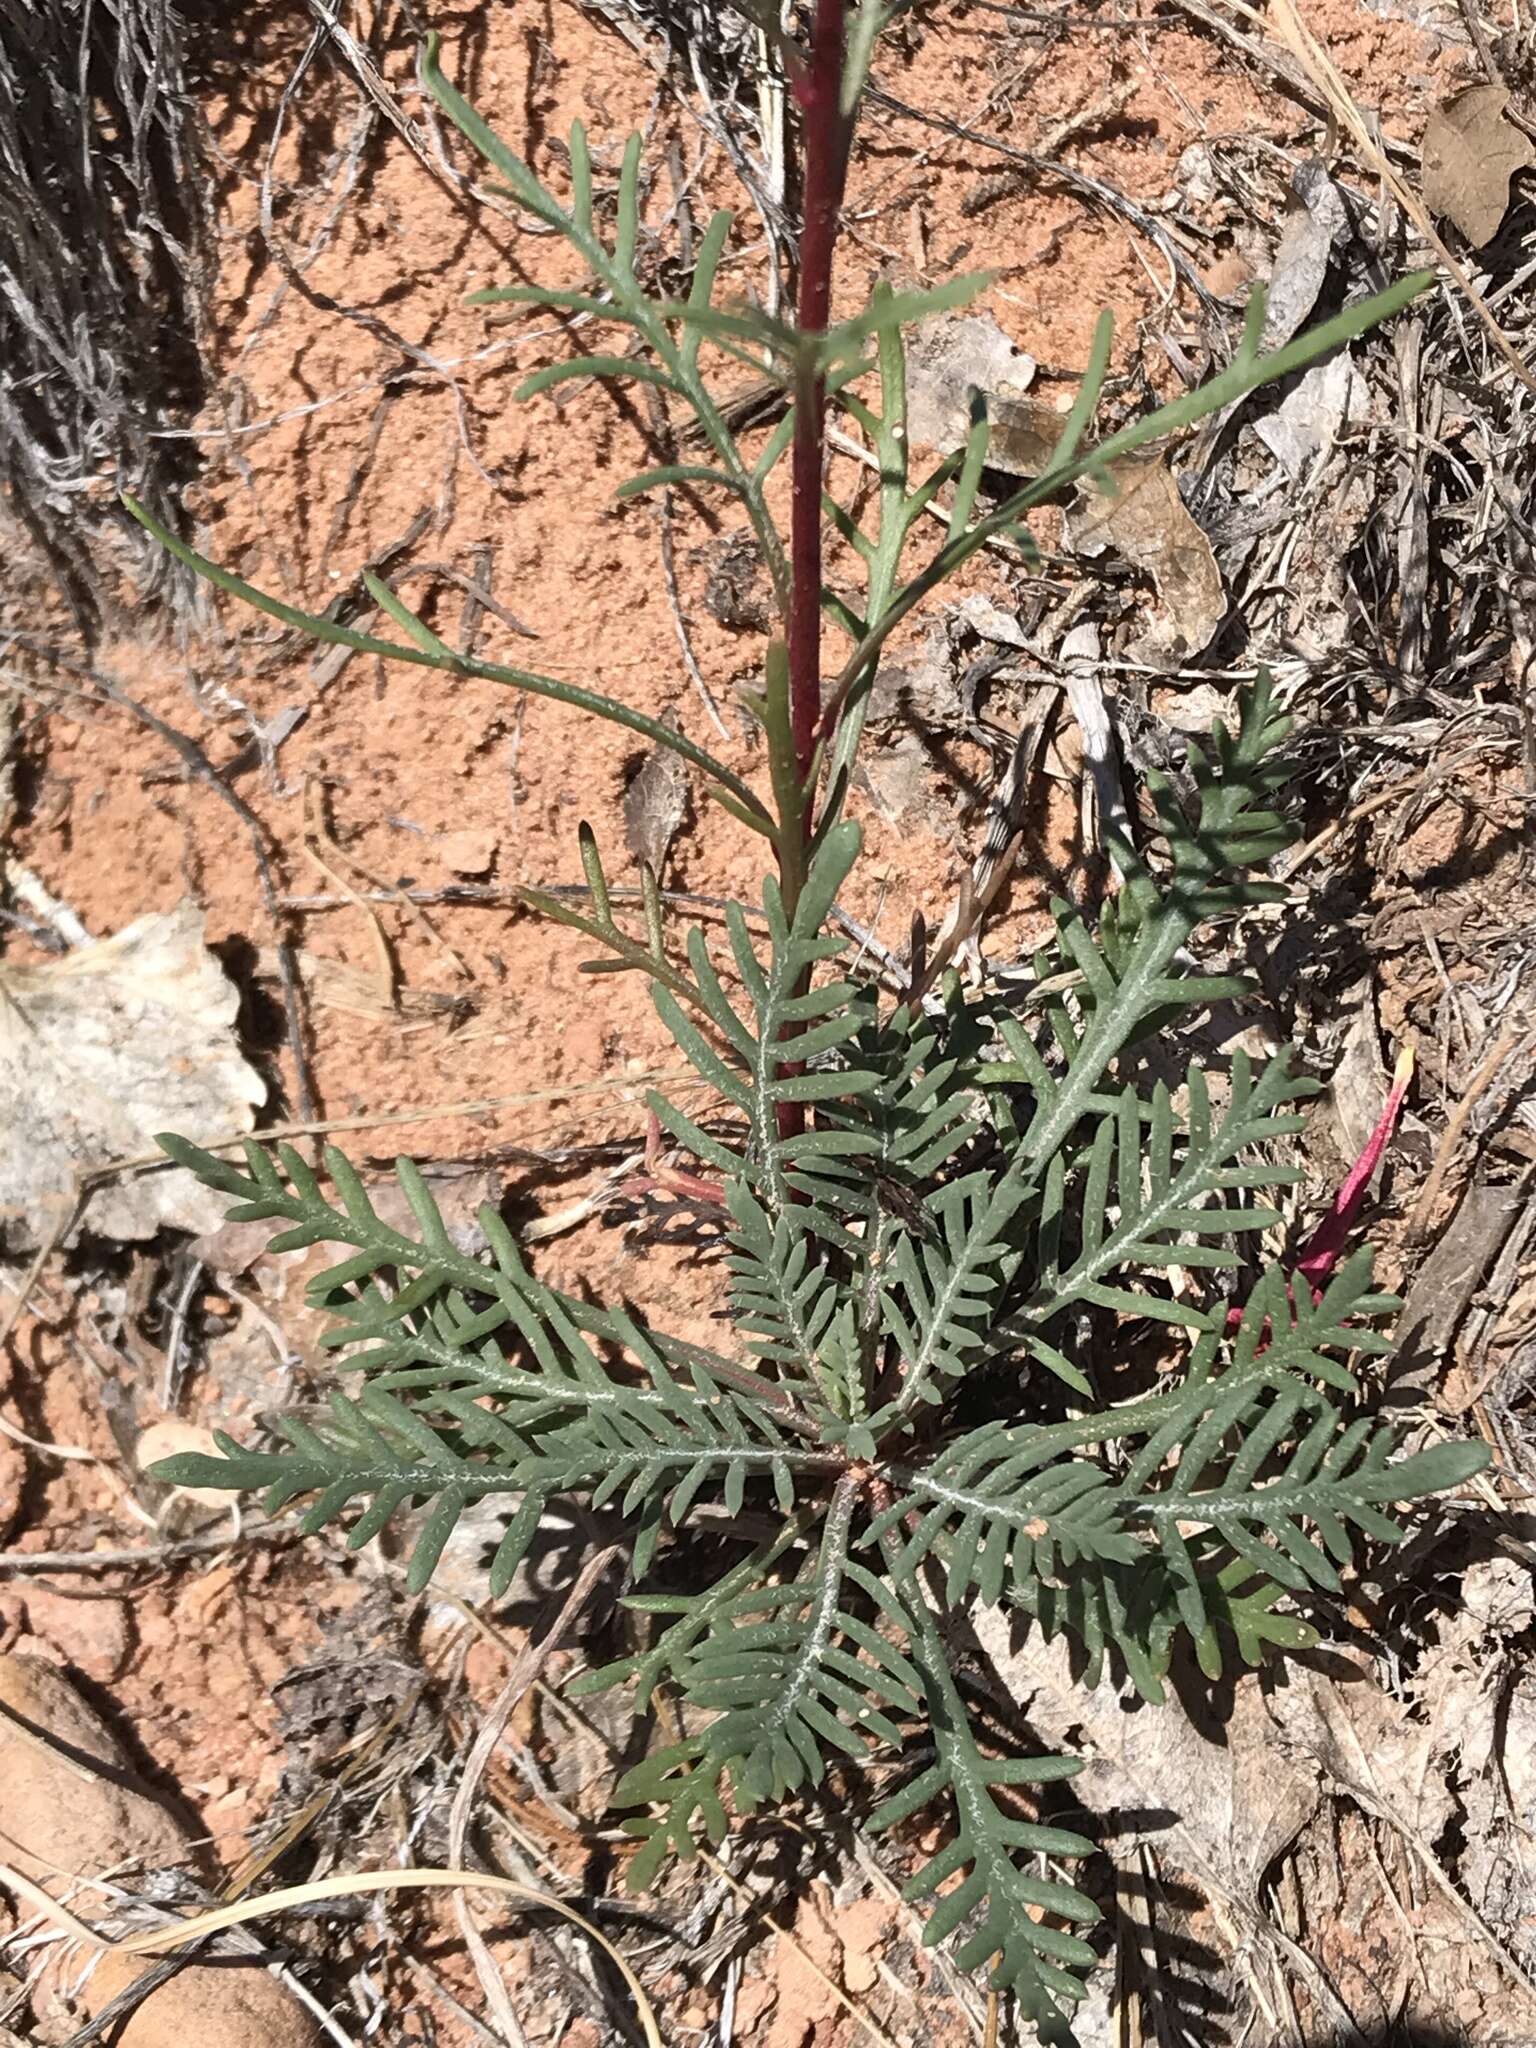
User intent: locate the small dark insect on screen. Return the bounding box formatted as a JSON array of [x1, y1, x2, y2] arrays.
[[870, 1166, 938, 1241]]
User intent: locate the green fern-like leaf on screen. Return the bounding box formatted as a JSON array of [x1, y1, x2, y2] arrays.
[[151, 1138, 840, 1586], [873, 1538, 1099, 2039], [650, 820, 881, 1232], [614, 1480, 926, 1873], [1024, 1049, 1316, 1314], [155, 1387, 540, 1594], [1133, 1394, 1487, 1607], [872, 1427, 1139, 1604]]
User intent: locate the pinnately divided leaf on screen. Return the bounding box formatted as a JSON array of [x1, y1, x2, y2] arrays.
[[874, 1531, 1100, 2042], [650, 820, 882, 1234], [614, 1479, 928, 1878], [156, 1387, 540, 1595]]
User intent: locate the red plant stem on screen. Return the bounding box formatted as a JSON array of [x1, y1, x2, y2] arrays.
[[787, 0, 851, 801], [777, 0, 851, 1153], [1226, 1045, 1415, 1343], [1293, 1045, 1415, 1299]]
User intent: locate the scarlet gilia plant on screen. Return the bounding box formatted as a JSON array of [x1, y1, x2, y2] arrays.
[[132, 7, 1482, 2037]]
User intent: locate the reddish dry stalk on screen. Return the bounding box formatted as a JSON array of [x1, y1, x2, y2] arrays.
[[787, 0, 852, 796], [1226, 1046, 1415, 1347], [778, 0, 852, 1149]]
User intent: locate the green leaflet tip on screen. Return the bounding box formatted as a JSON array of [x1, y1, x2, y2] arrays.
[[147, 1453, 238, 1488]]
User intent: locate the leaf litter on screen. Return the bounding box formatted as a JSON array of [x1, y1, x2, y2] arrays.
[[1070, 454, 1226, 663], [1261, 160, 1353, 348], [0, 903, 265, 1252], [622, 733, 691, 875], [906, 313, 1227, 661], [903, 309, 1041, 459], [1422, 84, 1536, 247]]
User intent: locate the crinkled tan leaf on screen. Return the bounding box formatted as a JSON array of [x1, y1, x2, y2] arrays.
[[1423, 85, 1535, 248], [623, 738, 690, 875], [1262, 162, 1350, 349], [904, 310, 1044, 468], [1265, 1656, 1455, 1843], [1254, 351, 1371, 478], [0, 903, 265, 1249], [1074, 454, 1226, 664]]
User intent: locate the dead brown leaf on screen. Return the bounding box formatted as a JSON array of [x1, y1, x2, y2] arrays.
[[253, 945, 465, 1024], [982, 392, 1065, 477], [1262, 161, 1350, 349], [973, 1608, 1319, 1898], [1073, 455, 1226, 664], [623, 737, 690, 875], [904, 310, 1046, 469], [906, 315, 1223, 660], [1423, 85, 1536, 248], [1266, 1655, 1455, 1842]]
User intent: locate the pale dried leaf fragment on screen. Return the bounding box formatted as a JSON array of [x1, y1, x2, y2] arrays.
[[859, 732, 939, 829], [1408, 1555, 1534, 1784], [253, 945, 459, 1023], [904, 310, 1044, 468], [1266, 1657, 1456, 1842], [1074, 454, 1226, 663], [0, 903, 265, 1252], [1327, 990, 1393, 1164], [623, 738, 691, 874], [973, 1608, 1319, 1898], [1442, 1561, 1536, 1948], [864, 625, 966, 736], [955, 591, 1028, 646], [1254, 350, 1370, 477], [1423, 85, 1536, 248], [1460, 1678, 1536, 1953], [1263, 162, 1350, 348], [136, 1420, 234, 1511]]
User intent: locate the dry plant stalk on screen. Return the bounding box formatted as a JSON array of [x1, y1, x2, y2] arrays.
[[0, 0, 214, 630]]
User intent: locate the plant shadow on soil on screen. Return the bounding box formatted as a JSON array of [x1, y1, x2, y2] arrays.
[[1308, 2036, 1513, 2047]]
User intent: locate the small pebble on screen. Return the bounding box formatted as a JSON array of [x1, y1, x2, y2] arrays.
[[439, 828, 498, 877]]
